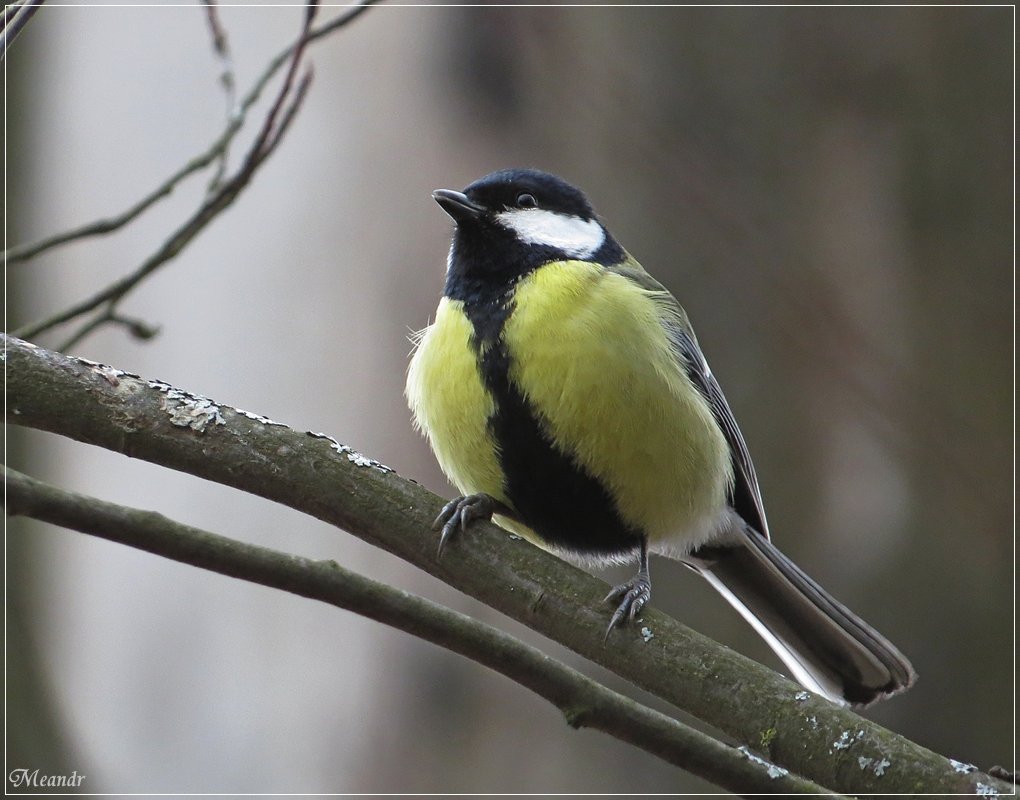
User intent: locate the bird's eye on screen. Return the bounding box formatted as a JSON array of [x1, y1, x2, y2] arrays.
[[516, 192, 538, 208]]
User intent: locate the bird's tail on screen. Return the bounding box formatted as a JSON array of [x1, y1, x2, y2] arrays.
[[685, 528, 916, 707]]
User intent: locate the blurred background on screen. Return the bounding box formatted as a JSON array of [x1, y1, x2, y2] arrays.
[[6, 2, 1012, 794]]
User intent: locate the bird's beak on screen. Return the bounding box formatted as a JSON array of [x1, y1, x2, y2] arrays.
[[433, 189, 486, 223]]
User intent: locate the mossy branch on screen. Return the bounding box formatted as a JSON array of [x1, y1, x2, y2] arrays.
[[3, 334, 1010, 796], [4, 466, 838, 796]]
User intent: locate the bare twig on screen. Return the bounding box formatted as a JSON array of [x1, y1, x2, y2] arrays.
[[242, 0, 317, 169], [201, 0, 237, 189], [59, 310, 159, 352], [13, 3, 321, 346], [6, 144, 230, 264], [5, 333, 1012, 797], [1, 0, 45, 61], [202, 0, 235, 109], [3, 466, 837, 796], [5, 0, 376, 266]]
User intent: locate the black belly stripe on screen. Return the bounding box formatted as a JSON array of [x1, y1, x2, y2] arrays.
[[446, 256, 644, 558], [477, 334, 644, 558]]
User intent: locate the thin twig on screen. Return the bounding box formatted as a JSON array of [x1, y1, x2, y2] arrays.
[[3, 466, 838, 796], [201, 0, 237, 190], [241, 0, 317, 169], [12, 3, 321, 345], [4, 0, 377, 265], [56, 312, 111, 353], [58, 310, 159, 353], [202, 0, 235, 110], [6, 144, 228, 264]]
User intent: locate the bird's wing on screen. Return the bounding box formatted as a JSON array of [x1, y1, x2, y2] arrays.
[[607, 259, 770, 540]]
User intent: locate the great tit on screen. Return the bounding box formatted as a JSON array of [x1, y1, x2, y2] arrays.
[[406, 168, 916, 706]]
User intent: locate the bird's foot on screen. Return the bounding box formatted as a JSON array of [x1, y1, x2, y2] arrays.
[[432, 493, 507, 557], [604, 572, 651, 638]]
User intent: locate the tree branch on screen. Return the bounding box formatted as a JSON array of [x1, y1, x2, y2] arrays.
[[2, 334, 1010, 797], [6, 1, 381, 353], [201, 0, 237, 189], [201, 0, 236, 113], [11, 5, 321, 348], [4, 467, 837, 796], [4, 0, 378, 267]]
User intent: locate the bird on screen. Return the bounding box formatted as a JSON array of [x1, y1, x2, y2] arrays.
[[405, 167, 916, 707]]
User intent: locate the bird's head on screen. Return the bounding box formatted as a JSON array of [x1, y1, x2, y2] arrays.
[[433, 169, 624, 289]]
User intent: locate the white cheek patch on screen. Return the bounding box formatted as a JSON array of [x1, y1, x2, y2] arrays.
[[496, 208, 606, 259]]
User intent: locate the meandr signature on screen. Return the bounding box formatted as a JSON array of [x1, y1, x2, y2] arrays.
[[9, 768, 86, 789]]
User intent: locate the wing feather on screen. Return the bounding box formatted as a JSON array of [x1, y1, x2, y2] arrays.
[[607, 259, 770, 539]]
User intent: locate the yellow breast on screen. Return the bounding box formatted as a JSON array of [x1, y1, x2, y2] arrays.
[[406, 297, 507, 505], [407, 261, 733, 553], [503, 261, 732, 546]]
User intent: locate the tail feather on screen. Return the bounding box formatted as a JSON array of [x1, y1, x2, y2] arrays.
[[686, 529, 916, 707]]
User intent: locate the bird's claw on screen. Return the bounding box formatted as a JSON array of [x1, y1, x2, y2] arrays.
[[603, 575, 651, 639], [432, 493, 500, 557]]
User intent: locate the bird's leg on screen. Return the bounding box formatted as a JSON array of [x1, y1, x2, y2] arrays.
[[604, 538, 651, 637], [432, 493, 517, 557]]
